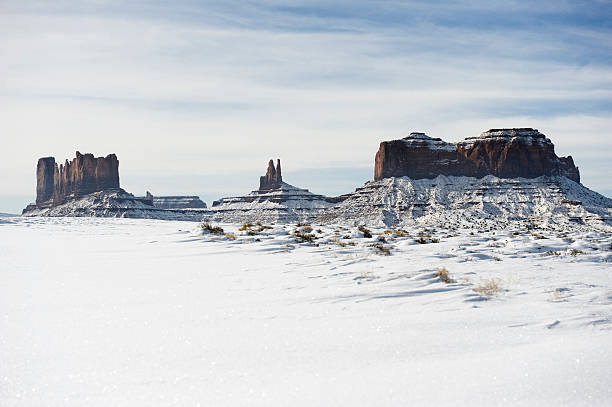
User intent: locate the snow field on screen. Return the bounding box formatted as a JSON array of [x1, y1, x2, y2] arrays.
[[1, 217, 611, 406]]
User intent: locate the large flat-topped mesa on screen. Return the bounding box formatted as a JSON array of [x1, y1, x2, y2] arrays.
[[374, 128, 580, 182]]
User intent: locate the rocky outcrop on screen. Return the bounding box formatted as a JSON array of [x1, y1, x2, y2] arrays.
[[204, 159, 343, 223], [34, 152, 120, 207], [259, 159, 282, 191], [375, 129, 580, 183]]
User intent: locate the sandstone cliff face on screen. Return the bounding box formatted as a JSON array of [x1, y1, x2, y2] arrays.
[[35, 152, 120, 207], [374, 129, 580, 183], [259, 159, 283, 191]]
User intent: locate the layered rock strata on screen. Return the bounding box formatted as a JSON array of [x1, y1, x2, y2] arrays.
[[375, 129, 580, 182], [144, 192, 207, 209], [23, 190, 206, 221], [204, 159, 343, 223], [316, 175, 612, 230]]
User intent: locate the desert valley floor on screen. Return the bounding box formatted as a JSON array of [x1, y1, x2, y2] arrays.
[[1, 217, 611, 406]]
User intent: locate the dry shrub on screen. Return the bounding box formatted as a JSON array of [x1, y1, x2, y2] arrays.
[[201, 222, 224, 235], [293, 230, 315, 243], [473, 279, 500, 296], [435, 267, 454, 284], [569, 249, 584, 256], [359, 226, 372, 238], [369, 243, 390, 256], [225, 232, 236, 240], [394, 229, 409, 237]]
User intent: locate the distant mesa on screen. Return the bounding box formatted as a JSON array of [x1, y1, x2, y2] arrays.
[[144, 191, 207, 209], [374, 128, 580, 182], [23, 152, 207, 219]]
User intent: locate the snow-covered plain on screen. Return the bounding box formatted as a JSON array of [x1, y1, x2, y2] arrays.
[[1, 217, 611, 406]]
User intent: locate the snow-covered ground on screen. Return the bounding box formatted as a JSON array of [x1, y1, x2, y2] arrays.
[[1, 217, 611, 406]]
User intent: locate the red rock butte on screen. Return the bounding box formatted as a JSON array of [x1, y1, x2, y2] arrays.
[[374, 128, 580, 183], [36, 152, 120, 207], [259, 159, 283, 191]]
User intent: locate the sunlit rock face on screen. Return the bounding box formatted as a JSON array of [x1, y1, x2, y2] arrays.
[[374, 129, 580, 183], [34, 152, 120, 207], [259, 159, 283, 191]]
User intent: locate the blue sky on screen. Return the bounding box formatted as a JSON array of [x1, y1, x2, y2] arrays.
[[1, 0, 611, 212]]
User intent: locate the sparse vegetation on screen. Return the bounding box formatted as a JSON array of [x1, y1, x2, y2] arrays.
[[359, 226, 372, 238], [473, 279, 500, 297], [546, 250, 561, 256], [369, 243, 391, 255], [201, 222, 224, 235], [569, 249, 584, 256], [301, 225, 314, 233], [225, 232, 236, 240], [435, 267, 454, 284], [293, 230, 315, 243], [393, 229, 410, 237], [331, 237, 346, 247], [239, 221, 273, 235]]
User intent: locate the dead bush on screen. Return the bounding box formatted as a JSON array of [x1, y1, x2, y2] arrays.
[[359, 226, 372, 238], [473, 279, 500, 297], [201, 222, 224, 235], [435, 267, 454, 284]]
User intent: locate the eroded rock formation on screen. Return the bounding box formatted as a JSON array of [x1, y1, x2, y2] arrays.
[[35, 152, 120, 207], [375, 129, 580, 183], [259, 159, 282, 191]]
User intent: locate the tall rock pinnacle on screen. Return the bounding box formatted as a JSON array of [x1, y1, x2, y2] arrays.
[[259, 159, 283, 191]]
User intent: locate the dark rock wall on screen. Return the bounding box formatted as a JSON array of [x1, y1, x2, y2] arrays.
[[36, 157, 56, 205], [375, 129, 580, 183]]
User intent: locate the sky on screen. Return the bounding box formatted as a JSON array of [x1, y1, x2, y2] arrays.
[[1, 0, 611, 213]]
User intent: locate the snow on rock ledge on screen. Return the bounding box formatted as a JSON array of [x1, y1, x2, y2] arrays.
[[317, 175, 612, 231]]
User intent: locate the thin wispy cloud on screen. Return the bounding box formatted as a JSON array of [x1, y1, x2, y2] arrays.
[[1, 0, 611, 212]]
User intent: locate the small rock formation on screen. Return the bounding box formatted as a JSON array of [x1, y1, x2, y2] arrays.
[[35, 152, 120, 207], [205, 159, 343, 223], [375, 129, 580, 183], [259, 159, 282, 191], [145, 192, 207, 209]]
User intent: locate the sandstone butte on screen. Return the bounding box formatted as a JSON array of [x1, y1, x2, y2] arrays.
[[35, 152, 120, 207], [374, 128, 580, 183], [259, 159, 283, 191]]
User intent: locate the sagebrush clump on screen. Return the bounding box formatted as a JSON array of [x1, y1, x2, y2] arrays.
[[435, 267, 454, 284], [201, 222, 224, 235]]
